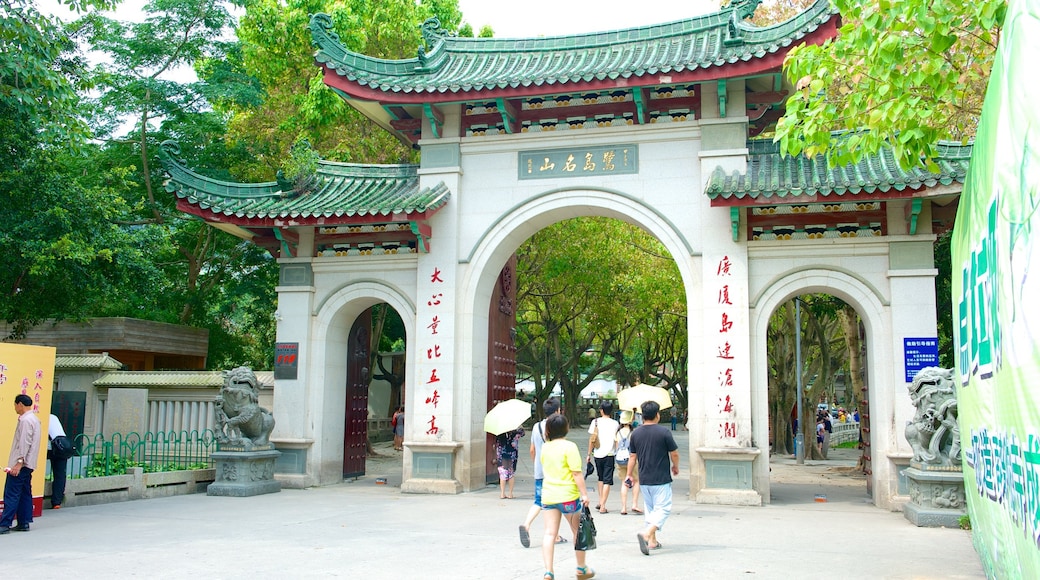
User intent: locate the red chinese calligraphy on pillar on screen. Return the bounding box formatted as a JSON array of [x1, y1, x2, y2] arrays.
[[426, 415, 440, 435], [425, 390, 440, 407]]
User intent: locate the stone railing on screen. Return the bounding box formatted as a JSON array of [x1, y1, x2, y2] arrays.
[[830, 420, 861, 445]]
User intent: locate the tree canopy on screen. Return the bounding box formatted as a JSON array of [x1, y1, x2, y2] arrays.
[[775, 0, 1005, 169]]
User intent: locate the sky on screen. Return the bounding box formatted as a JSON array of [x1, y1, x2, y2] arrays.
[[456, 0, 717, 38], [41, 0, 718, 37], [35, 0, 721, 89]]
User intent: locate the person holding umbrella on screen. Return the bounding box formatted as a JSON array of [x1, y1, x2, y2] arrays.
[[484, 399, 533, 499], [495, 426, 524, 499]]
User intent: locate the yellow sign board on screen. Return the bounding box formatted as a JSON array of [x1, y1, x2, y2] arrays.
[[0, 343, 56, 515]]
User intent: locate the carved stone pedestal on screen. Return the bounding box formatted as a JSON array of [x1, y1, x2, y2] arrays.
[[903, 464, 965, 527], [207, 449, 282, 497]]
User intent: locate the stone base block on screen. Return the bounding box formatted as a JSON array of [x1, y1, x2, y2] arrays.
[[401, 478, 463, 494], [208, 450, 282, 497], [902, 466, 965, 527], [903, 501, 963, 527], [696, 488, 762, 506]]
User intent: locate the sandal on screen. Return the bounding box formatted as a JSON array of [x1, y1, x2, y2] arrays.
[[597, 508, 608, 514], [576, 566, 595, 580], [543, 573, 554, 580], [555, 536, 568, 544], [620, 510, 628, 515], [519, 525, 530, 548], [631, 508, 644, 514]]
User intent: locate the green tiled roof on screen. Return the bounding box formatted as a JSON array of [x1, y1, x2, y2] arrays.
[[160, 141, 449, 222], [706, 140, 973, 202], [55, 353, 124, 371], [93, 371, 274, 388], [311, 0, 836, 97]]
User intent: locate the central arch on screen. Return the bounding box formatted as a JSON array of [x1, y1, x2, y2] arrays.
[[452, 186, 702, 490]]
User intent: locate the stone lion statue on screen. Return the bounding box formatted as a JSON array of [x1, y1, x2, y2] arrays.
[[216, 367, 275, 449], [904, 367, 960, 467]]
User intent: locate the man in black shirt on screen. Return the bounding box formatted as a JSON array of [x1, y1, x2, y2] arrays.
[[623, 400, 679, 555]]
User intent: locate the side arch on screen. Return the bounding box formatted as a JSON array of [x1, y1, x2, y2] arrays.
[[749, 268, 889, 504], [307, 281, 417, 486]]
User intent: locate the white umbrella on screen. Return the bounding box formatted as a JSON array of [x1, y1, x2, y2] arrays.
[[617, 384, 673, 412], [484, 399, 532, 435]]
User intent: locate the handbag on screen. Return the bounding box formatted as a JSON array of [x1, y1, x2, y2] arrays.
[[588, 418, 599, 448], [585, 459, 595, 478], [51, 435, 75, 460], [575, 505, 597, 551]]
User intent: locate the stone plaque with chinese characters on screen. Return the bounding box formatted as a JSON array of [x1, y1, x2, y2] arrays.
[[518, 144, 638, 180]]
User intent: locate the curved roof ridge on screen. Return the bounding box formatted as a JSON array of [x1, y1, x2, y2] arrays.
[[706, 139, 973, 202], [159, 141, 280, 198], [311, 0, 838, 97]]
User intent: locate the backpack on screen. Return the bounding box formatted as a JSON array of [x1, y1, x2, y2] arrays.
[[615, 431, 631, 464]]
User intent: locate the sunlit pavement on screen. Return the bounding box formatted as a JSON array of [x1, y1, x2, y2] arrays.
[[21, 426, 983, 579]]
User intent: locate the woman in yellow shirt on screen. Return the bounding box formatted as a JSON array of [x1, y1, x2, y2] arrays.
[[539, 414, 594, 580]]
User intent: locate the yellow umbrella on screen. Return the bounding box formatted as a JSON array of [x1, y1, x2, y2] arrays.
[[484, 399, 532, 435], [618, 384, 673, 412]]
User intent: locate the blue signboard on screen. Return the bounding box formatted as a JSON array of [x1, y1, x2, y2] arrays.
[[904, 337, 939, 382]]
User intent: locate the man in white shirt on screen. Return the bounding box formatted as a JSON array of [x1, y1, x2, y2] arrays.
[[587, 401, 620, 513], [48, 413, 71, 509]]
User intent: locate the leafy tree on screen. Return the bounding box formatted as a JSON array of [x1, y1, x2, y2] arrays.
[[775, 0, 1005, 169], [515, 217, 686, 424], [63, 0, 279, 368], [0, 0, 114, 147], [0, 103, 154, 338], [228, 0, 462, 175]]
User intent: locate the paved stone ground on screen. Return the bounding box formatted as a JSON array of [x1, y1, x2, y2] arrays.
[[10, 426, 984, 579]]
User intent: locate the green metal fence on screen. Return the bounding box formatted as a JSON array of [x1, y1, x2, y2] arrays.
[[72, 429, 218, 477]]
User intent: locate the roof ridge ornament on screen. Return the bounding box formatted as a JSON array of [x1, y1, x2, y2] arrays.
[[725, 0, 763, 46], [311, 13, 341, 46], [417, 17, 452, 71], [159, 140, 186, 166]]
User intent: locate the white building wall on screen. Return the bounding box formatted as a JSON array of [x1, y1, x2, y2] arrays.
[[270, 114, 942, 509]]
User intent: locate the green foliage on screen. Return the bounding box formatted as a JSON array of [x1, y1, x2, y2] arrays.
[[934, 230, 954, 367], [515, 217, 687, 422], [0, 103, 156, 337], [228, 0, 461, 171], [84, 454, 209, 477], [775, 0, 1005, 168], [959, 514, 972, 530], [0, 0, 115, 148], [85, 453, 144, 477]]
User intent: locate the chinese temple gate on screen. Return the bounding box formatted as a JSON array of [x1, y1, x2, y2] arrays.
[[164, 0, 969, 509]]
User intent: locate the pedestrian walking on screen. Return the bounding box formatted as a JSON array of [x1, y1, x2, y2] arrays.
[[614, 410, 642, 516], [586, 401, 619, 513], [519, 398, 566, 548], [623, 400, 679, 556], [495, 427, 524, 499], [539, 414, 594, 580]]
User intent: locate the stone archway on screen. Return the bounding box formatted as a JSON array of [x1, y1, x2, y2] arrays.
[[299, 281, 417, 487], [451, 187, 700, 492], [749, 267, 890, 506]]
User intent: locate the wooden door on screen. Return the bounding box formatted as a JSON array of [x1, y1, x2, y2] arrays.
[[486, 256, 518, 484], [344, 309, 371, 479]]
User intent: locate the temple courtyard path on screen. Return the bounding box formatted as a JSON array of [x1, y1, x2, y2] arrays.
[[18, 428, 982, 579]]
